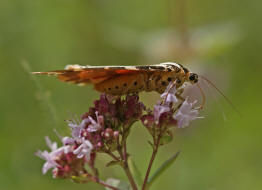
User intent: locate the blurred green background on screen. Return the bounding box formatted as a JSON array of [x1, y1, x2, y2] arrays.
[[1, 0, 262, 190]]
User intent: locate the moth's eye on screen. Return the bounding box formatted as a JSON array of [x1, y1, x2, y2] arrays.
[[167, 77, 172, 82], [189, 73, 198, 83], [189, 74, 195, 81]]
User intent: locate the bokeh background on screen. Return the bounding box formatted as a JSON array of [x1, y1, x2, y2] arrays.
[[1, 0, 262, 190]]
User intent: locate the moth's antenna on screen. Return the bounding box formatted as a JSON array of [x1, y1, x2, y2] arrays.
[[197, 83, 206, 110], [201, 79, 228, 121], [199, 75, 241, 117]]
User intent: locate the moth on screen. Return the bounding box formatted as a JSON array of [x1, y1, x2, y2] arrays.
[[33, 62, 199, 96], [33, 61, 241, 114]]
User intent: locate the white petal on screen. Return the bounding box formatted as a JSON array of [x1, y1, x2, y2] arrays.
[[42, 162, 52, 174], [62, 137, 75, 145], [45, 136, 57, 151]]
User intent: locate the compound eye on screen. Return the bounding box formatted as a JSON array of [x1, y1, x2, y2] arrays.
[[189, 74, 196, 81], [189, 73, 198, 83]]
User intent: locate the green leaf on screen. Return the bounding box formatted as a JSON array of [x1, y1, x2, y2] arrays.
[[147, 151, 181, 188], [71, 175, 90, 183], [147, 141, 154, 149], [106, 160, 121, 167], [105, 178, 131, 190], [159, 130, 173, 145], [128, 157, 143, 186]]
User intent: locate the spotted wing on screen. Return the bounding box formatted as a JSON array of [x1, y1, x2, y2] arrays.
[[32, 65, 147, 85], [32, 63, 179, 85]]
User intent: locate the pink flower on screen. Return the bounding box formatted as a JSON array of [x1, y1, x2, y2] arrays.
[[87, 112, 104, 132], [73, 138, 93, 159], [153, 105, 170, 124], [141, 115, 155, 128], [36, 136, 92, 178], [67, 119, 83, 139], [35, 137, 72, 174], [160, 83, 178, 104], [173, 99, 199, 128]]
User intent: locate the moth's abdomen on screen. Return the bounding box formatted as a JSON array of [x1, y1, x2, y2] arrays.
[[94, 73, 148, 95]]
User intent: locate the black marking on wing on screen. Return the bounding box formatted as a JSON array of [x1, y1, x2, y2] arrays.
[[61, 62, 187, 72], [182, 67, 189, 73], [32, 62, 186, 77], [161, 63, 182, 73], [65, 64, 169, 72], [177, 63, 189, 73], [85, 65, 168, 71], [135, 66, 166, 71]]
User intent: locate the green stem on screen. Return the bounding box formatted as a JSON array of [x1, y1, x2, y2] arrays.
[[79, 174, 120, 190], [89, 175, 120, 190], [141, 134, 161, 190], [123, 163, 138, 190], [117, 137, 138, 190]]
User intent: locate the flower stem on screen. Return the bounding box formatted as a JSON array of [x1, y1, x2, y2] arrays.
[[117, 139, 138, 190], [79, 174, 120, 190], [105, 150, 120, 162], [123, 163, 138, 190], [88, 175, 120, 190], [141, 134, 161, 190], [123, 141, 138, 190]]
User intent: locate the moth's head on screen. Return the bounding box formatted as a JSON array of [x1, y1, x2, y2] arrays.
[[187, 73, 198, 84]]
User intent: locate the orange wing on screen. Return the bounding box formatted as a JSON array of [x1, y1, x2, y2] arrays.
[[32, 65, 147, 85], [32, 63, 179, 85]]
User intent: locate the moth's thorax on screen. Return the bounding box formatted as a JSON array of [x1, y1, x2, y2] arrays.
[[146, 71, 184, 93]]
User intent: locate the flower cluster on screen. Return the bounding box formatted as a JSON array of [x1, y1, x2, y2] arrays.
[[140, 83, 200, 145], [36, 94, 145, 179], [79, 94, 145, 151], [35, 136, 87, 179], [141, 84, 199, 128], [36, 83, 200, 189]]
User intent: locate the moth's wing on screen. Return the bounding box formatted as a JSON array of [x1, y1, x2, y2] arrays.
[[32, 64, 161, 85]]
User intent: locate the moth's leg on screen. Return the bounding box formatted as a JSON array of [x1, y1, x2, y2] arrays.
[[174, 101, 183, 112], [174, 89, 185, 111], [176, 88, 184, 95], [175, 88, 185, 101], [161, 80, 177, 104]]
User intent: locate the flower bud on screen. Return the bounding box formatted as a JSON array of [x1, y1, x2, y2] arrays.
[[113, 131, 119, 139], [104, 128, 113, 138], [97, 141, 104, 148]]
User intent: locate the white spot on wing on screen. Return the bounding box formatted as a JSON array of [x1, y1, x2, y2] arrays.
[[160, 62, 181, 68], [65, 65, 86, 70]]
